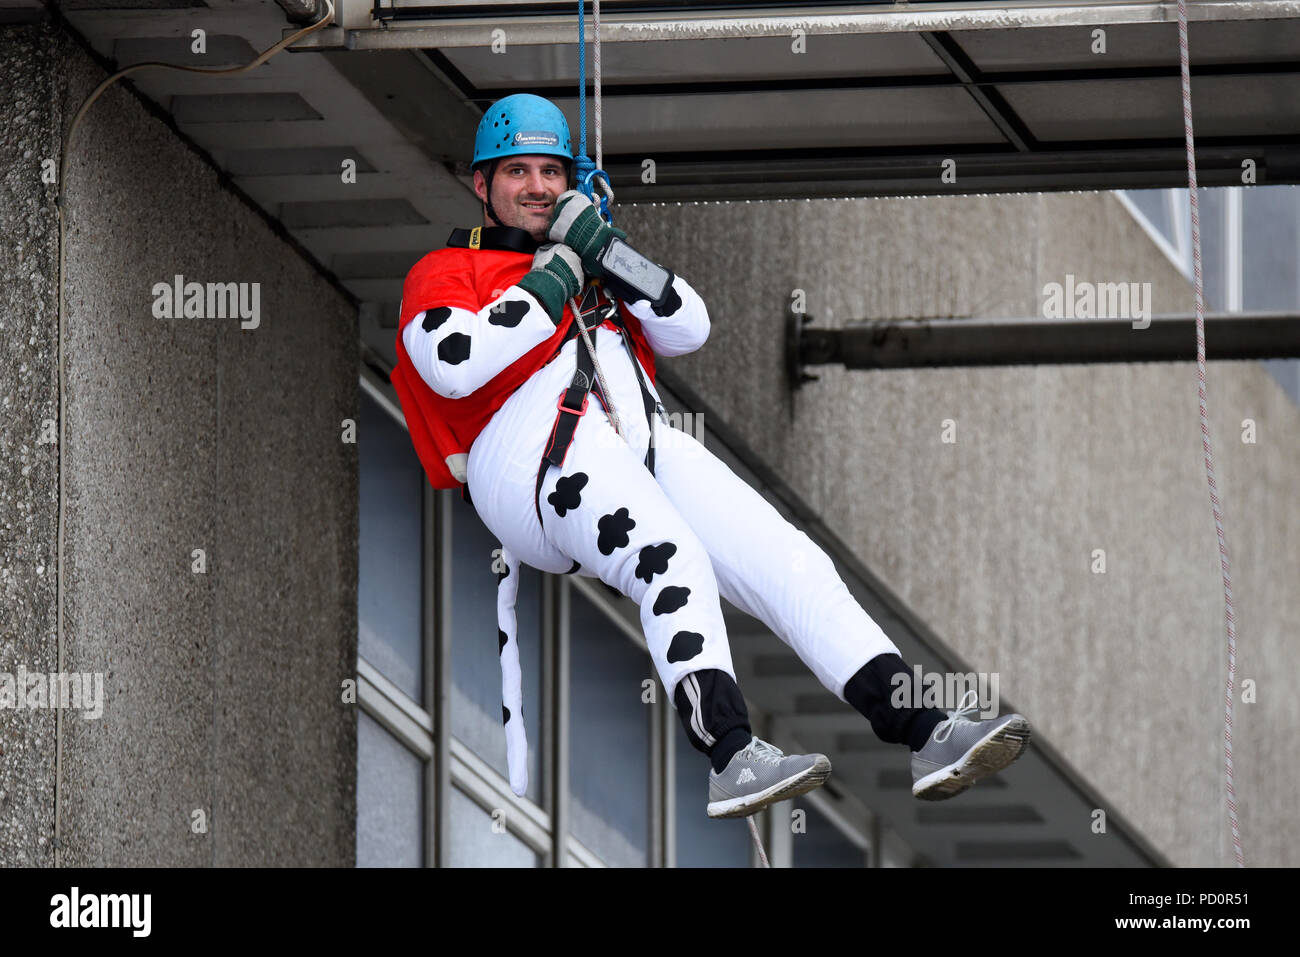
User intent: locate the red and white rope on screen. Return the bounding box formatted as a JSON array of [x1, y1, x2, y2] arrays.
[[747, 816, 771, 868], [1177, 0, 1243, 868], [590, 2, 768, 867]]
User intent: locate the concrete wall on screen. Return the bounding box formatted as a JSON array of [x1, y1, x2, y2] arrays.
[[1, 18, 62, 868], [618, 194, 1300, 867], [0, 19, 358, 866]]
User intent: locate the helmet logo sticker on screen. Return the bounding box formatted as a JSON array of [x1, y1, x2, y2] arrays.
[[512, 131, 560, 148]]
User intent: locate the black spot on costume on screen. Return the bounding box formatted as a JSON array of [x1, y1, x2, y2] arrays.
[[597, 507, 636, 555], [489, 299, 531, 328], [653, 586, 691, 615], [667, 631, 705, 663], [635, 542, 677, 584], [548, 472, 588, 517], [438, 333, 471, 365], [423, 306, 452, 331]]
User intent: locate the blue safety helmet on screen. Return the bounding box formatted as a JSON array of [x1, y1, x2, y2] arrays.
[[472, 93, 573, 170]]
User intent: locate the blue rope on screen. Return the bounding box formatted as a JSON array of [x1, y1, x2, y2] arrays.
[[578, 0, 587, 163]]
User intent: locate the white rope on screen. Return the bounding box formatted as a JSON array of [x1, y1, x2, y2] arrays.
[[1176, 0, 1243, 869], [747, 816, 771, 867], [567, 295, 624, 440], [570, 0, 627, 444]]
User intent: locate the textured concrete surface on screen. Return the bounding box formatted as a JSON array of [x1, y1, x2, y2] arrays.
[[619, 193, 1300, 867], [1, 19, 358, 866], [0, 21, 62, 867]]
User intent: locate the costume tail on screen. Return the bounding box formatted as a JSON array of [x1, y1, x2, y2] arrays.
[[495, 544, 528, 797]]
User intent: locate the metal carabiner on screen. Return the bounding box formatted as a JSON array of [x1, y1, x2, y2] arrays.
[[581, 168, 615, 223]]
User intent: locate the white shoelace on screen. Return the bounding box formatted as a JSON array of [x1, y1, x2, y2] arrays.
[[932, 689, 981, 744], [746, 737, 786, 766]]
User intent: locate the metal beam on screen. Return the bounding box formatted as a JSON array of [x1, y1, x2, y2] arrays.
[[789, 313, 1300, 380], [602, 143, 1300, 201], [290, 1, 1300, 50], [920, 31, 1036, 152], [485, 57, 1300, 105]]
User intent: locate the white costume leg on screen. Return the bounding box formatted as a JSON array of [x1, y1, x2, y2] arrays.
[[534, 404, 739, 702], [468, 328, 738, 705], [466, 338, 585, 576], [650, 418, 901, 701]]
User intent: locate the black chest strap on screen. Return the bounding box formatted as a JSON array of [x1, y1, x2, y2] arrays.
[[446, 225, 540, 254], [532, 285, 663, 530]]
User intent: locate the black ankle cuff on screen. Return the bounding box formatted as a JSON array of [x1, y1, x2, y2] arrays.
[[909, 709, 946, 751], [673, 669, 752, 766], [710, 727, 752, 774], [845, 654, 948, 751]]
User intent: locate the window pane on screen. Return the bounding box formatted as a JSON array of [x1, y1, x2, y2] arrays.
[[1243, 185, 1300, 405], [358, 392, 424, 703], [446, 787, 541, 867], [674, 725, 751, 866], [356, 710, 423, 867], [791, 800, 866, 868], [1123, 188, 1175, 248], [1243, 185, 1300, 310], [568, 587, 650, 867], [450, 493, 543, 804]]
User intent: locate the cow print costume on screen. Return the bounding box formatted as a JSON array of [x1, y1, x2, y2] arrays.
[[404, 269, 905, 798]]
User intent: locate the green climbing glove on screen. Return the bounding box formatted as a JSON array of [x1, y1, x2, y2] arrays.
[[546, 189, 628, 276], [515, 243, 585, 325]]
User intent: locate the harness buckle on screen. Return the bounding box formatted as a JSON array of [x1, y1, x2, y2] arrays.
[[557, 391, 590, 417]]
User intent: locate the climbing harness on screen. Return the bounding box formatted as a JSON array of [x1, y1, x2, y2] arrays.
[[532, 284, 663, 532]]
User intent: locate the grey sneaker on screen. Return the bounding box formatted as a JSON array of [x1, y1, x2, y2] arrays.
[[707, 736, 831, 819], [911, 691, 1031, 801]]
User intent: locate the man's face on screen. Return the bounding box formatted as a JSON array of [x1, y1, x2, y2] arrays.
[[474, 155, 569, 240]]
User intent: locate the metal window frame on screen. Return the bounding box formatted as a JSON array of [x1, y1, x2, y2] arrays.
[[430, 486, 449, 865], [1226, 186, 1244, 311], [357, 657, 434, 758], [561, 575, 660, 868], [551, 573, 570, 866], [1169, 187, 1193, 276], [357, 378, 557, 865]]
